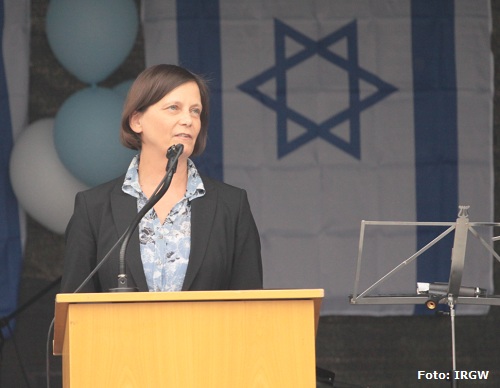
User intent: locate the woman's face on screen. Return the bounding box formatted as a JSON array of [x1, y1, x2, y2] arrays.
[[130, 81, 202, 160]]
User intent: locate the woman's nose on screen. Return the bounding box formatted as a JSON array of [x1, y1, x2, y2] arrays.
[[179, 109, 193, 126]]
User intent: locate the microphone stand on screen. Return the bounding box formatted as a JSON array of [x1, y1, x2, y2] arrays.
[[110, 144, 184, 292], [73, 144, 184, 293]]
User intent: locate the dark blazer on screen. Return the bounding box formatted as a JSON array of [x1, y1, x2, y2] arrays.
[[60, 174, 263, 293]]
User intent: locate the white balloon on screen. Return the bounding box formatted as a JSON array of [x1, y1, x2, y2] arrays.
[[9, 118, 88, 235]]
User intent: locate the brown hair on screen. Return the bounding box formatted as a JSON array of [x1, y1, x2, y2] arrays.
[[120, 64, 210, 156]]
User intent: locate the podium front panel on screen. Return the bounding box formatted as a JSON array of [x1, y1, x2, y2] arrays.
[[62, 295, 319, 387]]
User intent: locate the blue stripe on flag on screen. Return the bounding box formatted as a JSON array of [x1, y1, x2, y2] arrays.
[[0, 0, 23, 338], [411, 0, 458, 314], [176, 0, 223, 181]]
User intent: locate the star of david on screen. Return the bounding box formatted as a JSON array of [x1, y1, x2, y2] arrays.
[[238, 19, 397, 159]]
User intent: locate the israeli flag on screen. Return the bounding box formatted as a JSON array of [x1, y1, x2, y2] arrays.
[[142, 0, 493, 315], [0, 0, 29, 337]]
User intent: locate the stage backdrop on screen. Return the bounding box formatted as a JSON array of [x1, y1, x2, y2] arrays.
[[142, 0, 493, 315], [0, 0, 29, 338]]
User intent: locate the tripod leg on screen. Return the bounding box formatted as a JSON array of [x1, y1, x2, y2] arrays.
[[448, 297, 457, 388]]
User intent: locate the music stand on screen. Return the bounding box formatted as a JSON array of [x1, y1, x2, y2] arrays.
[[349, 206, 500, 387]]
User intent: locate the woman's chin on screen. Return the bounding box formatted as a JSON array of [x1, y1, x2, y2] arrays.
[[173, 142, 194, 157]]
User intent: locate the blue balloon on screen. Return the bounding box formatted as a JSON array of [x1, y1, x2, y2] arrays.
[[46, 0, 138, 84], [54, 87, 136, 187], [113, 79, 135, 97]]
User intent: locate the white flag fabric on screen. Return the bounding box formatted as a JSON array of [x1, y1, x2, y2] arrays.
[[0, 0, 29, 338], [142, 0, 493, 315]]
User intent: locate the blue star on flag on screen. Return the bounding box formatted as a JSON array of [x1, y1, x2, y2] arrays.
[[238, 19, 398, 159]]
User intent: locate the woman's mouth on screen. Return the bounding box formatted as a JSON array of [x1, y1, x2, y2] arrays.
[[174, 133, 192, 139]]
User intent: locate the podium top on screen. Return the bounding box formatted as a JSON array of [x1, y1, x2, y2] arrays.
[[54, 289, 324, 355], [55, 288, 323, 304]]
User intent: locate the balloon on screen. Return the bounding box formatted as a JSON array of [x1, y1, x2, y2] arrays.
[[53, 86, 136, 187], [113, 79, 135, 97], [9, 118, 88, 235], [46, 0, 138, 84]]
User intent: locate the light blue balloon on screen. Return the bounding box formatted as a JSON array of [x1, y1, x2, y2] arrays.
[[54, 87, 136, 187], [113, 79, 135, 97], [46, 0, 138, 84]]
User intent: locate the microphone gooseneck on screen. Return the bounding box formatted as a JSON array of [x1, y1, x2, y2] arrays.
[[109, 144, 184, 292]]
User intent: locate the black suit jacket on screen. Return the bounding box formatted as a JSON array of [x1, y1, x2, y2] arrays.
[[60, 174, 263, 293]]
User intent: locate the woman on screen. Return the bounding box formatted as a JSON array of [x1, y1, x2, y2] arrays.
[[60, 64, 263, 293]]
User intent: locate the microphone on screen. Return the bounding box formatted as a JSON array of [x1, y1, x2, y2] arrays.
[[417, 282, 486, 298], [73, 144, 184, 293]]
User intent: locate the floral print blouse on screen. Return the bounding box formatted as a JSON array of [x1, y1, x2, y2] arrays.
[[122, 155, 205, 291]]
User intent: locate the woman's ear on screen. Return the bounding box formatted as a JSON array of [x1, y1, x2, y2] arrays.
[[129, 111, 143, 134]]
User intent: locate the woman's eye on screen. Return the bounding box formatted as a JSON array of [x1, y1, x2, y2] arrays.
[[166, 105, 178, 111], [191, 108, 201, 116]]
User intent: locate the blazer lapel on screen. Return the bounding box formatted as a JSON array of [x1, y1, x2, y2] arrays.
[[110, 183, 149, 291], [182, 179, 217, 290]]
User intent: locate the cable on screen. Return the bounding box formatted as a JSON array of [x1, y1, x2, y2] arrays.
[[0, 277, 61, 388], [46, 318, 55, 388]]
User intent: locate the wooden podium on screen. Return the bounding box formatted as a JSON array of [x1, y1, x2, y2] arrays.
[[54, 289, 324, 387]]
